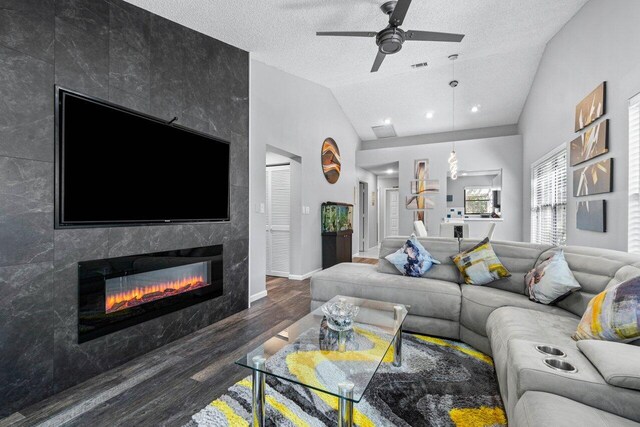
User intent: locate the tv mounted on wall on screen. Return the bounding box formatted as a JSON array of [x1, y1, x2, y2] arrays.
[[55, 87, 230, 228]]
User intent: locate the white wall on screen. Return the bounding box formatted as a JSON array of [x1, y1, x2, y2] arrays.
[[519, 0, 640, 251], [250, 60, 361, 300], [356, 168, 378, 251], [358, 135, 524, 242]]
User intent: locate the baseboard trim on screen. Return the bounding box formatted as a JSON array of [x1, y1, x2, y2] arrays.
[[289, 268, 322, 281], [249, 290, 268, 303]]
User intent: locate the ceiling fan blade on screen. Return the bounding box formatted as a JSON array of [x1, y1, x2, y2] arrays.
[[316, 31, 377, 37], [371, 51, 386, 73], [389, 0, 412, 26], [405, 30, 465, 42]]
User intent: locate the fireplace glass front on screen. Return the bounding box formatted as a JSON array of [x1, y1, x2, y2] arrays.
[[78, 245, 223, 343]]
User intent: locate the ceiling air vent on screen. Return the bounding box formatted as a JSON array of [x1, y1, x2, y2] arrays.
[[411, 61, 428, 69], [372, 124, 397, 139]]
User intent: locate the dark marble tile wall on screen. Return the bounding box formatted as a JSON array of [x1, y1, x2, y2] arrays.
[[0, 0, 249, 416]]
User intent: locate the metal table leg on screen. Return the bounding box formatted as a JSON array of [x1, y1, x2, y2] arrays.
[[338, 382, 354, 427], [252, 356, 266, 427], [393, 305, 403, 367]]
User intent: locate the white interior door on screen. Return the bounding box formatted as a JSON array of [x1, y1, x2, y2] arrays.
[[266, 165, 290, 277], [386, 189, 399, 237]]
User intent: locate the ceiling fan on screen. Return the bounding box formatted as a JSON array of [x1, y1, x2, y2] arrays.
[[317, 0, 465, 72]]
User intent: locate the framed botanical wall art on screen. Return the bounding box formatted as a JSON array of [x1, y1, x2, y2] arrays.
[[577, 200, 606, 232], [410, 179, 440, 195], [406, 195, 435, 210], [570, 119, 608, 166], [321, 137, 341, 184], [575, 82, 605, 132], [573, 158, 613, 197]]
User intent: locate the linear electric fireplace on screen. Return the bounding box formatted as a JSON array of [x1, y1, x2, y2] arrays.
[[78, 245, 223, 343]]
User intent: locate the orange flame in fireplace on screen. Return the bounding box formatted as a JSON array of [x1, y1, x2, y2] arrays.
[[106, 275, 206, 314]]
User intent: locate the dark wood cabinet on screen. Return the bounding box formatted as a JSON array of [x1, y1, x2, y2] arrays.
[[322, 230, 353, 269]]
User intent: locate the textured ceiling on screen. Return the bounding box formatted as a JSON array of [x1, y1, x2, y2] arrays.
[[124, 0, 588, 140]]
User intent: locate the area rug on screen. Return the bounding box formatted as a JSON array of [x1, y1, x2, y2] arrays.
[[186, 333, 506, 426]]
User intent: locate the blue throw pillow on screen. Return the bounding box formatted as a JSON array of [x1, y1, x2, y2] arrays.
[[385, 235, 441, 277]]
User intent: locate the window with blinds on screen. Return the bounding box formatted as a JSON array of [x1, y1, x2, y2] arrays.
[[531, 148, 567, 245], [629, 94, 640, 254]]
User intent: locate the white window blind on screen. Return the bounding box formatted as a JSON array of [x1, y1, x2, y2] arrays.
[[629, 94, 640, 253], [531, 148, 567, 245]]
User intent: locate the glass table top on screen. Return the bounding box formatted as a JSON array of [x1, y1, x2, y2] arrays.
[[236, 295, 408, 403]]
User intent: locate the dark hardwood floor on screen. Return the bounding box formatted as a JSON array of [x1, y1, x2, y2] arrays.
[[2, 258, 377, 427]]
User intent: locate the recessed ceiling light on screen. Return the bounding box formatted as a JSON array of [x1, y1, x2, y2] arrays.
[[426, 111, 434, 119], [386, 169, 394, 174], [471, 105, 480, 113], [384, 118, 391, 125]]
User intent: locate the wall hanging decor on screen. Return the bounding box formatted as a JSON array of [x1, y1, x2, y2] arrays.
[[410, 180, 440, 195], [415, 159, 429, 181], [321, 137, 341, 184], [573, 158, 613, 197], [411, 159, 438, 211], [414, 211, 426, 224], [406, 195, 435, 210], [577, 200, 606, 232], [570, 119, 608, 166], [575, 82, 606, 132]]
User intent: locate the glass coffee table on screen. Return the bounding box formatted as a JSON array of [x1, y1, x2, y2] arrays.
[[236, 295, 408, 427]]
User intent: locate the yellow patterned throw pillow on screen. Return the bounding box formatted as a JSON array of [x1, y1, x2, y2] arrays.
[[573, 276, 640, 342], [451, 238, 511, 285]]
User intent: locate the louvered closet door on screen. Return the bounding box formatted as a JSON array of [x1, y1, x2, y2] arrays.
[[266, 165, 290, 277]]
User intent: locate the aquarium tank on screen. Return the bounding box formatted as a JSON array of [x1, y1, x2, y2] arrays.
[[321, 202, 353, 233]]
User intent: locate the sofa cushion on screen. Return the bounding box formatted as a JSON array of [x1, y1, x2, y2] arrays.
[[384, 235, 440, 277], [310, 262, 461, 321], [461, 285, 575, 338], [486, 307, 580, 406], [525, 250, 581, 304], [578, 340, 640, 391], [536, 246, 640, 317], [378, 237, 461, 283], [451, 238, 511, 285], [459, 239, 552, 294], [513, 391, 640, 427], [574, 276, 640, 342]]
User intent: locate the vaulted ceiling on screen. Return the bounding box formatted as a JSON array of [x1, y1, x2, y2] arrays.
[[124, 0, 588, 141]]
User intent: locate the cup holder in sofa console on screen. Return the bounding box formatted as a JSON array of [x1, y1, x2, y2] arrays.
[[535, 344, 566, 358], [543, 358, 577, 373]]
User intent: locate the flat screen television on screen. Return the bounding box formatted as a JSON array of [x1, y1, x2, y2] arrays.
[[55, 87, 230, 228]]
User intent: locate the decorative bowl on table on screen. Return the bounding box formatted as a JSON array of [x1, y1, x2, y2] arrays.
[[321, 298, 360, 332]]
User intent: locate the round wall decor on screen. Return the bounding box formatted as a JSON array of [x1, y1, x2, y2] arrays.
[[321, 137, 341, 184]]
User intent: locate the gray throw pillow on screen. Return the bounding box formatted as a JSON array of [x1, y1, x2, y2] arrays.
[[577, 340, 640, 391]]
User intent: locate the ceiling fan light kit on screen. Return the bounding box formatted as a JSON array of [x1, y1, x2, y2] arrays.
[[316, 0, 465, 72]]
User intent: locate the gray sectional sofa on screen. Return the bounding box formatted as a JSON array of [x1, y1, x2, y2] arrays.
[[310, 237, 640, 426]]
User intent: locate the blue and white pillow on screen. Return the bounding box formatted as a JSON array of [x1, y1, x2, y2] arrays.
[[385, 234, 441, 277]]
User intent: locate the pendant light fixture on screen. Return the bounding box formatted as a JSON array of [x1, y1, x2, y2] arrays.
[[448, 54, 459, 180]]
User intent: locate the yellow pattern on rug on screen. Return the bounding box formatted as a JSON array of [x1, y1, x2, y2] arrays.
[[284, 326, 393, 426], [237, 378, 311, 426], [449, 406, 507, 426], [414, 335, 494, 365], [210, 399, 248, 426]]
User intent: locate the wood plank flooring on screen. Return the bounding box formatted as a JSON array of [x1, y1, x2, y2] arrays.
[[3, 258, 377, 427]]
